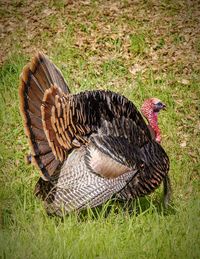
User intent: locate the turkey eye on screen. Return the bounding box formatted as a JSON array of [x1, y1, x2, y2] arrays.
[[154, 102, 164, 112], [156, 102, 163, 107]]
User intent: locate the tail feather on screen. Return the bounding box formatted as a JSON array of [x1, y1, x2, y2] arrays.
[[19, 52, 70, 180]]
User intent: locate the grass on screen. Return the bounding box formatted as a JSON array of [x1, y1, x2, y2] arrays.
[[0, 1, 200, 258], [130, 33, 147, 55]]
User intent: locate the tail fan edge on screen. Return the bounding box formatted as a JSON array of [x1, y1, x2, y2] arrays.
[[19, 52, 69, 180]]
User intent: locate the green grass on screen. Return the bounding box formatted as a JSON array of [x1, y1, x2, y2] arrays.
[[130, 33, 148, 55], [0, 1, 200, 258]]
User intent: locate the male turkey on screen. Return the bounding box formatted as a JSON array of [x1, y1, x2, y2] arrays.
[[19, 53, 171, 216]]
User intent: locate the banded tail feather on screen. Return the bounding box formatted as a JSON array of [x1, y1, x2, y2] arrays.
[[19, 52, 70, 180]]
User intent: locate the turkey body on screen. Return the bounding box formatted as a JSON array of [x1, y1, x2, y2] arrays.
[[19, 53, 170, 215]]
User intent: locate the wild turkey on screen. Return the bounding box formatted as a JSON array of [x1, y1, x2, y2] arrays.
[[19, 52, 171, 216]]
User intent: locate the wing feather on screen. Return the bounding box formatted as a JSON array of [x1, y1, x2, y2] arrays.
[[41, 89, 151, 167]]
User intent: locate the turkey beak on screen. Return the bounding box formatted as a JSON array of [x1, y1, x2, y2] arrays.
[[162, 103, 167, 110]]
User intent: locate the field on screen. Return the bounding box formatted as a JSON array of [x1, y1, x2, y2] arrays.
[[0, 1, 199, 258]]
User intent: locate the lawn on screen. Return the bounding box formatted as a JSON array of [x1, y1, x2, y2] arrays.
[[0, 1, 199, 258]]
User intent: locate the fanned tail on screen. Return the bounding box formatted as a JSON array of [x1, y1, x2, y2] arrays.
[[19, 52, 70, 180]]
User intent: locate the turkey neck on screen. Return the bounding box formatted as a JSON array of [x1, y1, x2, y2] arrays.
[[146, 112, 161, 143]]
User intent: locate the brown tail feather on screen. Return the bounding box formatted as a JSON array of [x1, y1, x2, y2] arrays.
[[19, 52, 70, 180]]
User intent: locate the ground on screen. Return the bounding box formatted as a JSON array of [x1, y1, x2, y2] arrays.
[[0, 0, 200, 258]]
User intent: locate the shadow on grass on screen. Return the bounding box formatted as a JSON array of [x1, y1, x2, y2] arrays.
[[47, 195, 177, 224], [78, 197, 176, 221]]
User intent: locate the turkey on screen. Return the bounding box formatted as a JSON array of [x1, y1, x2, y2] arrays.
[[19, 52, 171, 216]]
